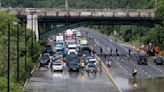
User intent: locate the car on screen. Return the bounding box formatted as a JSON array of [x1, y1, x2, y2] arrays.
[[87, 58, 96, 65], [154, 57, 164, 65], [39, 54, 50, 67], [85, 63, 97, 73], [66, 54, 80, 64], [84, 56, 94, 64], [137, 55, 148, 65], [44, 45, 53, 55], [68, 62, 80, 71], [51, 60, 64, 71]]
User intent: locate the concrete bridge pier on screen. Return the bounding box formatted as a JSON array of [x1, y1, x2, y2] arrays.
[[26, 15, 39, 41]]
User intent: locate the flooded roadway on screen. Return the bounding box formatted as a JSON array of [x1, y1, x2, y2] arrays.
[[24, 66, 119, 92], [80, 27, 164, 92]]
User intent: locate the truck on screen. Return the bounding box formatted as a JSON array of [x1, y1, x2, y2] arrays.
[[53, 42, 64, 52], [65, 29, 73, 40], [67, 41, 78, 55], [79, 38, 90, 52], [56, 35, 64, 42]]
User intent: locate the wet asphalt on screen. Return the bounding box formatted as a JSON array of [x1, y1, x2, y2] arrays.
[[80, 28, 164, 92], [24, 28, 164, 92], [24, 66, 119, 92]]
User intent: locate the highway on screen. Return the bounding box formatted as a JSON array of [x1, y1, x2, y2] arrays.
[[24, 31, 119, 92], [24, 28, 164, 92], [79, 28, 164, 92]]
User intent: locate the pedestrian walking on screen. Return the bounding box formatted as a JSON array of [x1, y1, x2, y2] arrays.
[[100, 47, 103, 55], [128, 49, 131, 56]]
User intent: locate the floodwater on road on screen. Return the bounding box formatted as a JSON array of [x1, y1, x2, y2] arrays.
[[81, 27, 164, 92], [125, 77, 164, 92], [24, 67, 119, 92]]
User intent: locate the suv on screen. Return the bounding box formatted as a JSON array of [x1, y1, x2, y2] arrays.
[[137, 55, 148, 65], [39, 54, 50, 67]]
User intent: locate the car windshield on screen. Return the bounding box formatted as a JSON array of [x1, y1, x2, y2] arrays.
[[67, 54, 77, 58], [70, 63, 78, 66], [68, 42, 76, 45], [87, 56, 93, 58], [80, 44, 88, 47], [88, 64, 96, 67], [52, 61, 62, 65], [56, 49, 64, 52], [69, 47, 76, 49], [41, 55, 49, 60], [88, 60, 96, 63], [55, 43, 63, 47]]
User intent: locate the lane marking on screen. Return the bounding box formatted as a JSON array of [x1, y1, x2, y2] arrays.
[[95, 55, 123, 92]]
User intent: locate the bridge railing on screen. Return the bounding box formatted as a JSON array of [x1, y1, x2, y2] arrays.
[[0, 8, 155, 18]]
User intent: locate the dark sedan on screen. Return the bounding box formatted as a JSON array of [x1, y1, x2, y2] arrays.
[[44, 45, 53, 55], [39, 54, 50, 67], [68, 62, 80, 71], [154, 57, 164, 65], [66, 54, 79, 64], [85, 63, 97, 73]]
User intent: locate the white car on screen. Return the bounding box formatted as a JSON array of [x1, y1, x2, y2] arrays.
[[51, 60, 64, 71], [68, 49, 78, 55], [87, 58, 97, 65]]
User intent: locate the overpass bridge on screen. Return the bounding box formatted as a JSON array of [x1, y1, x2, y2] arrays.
[[0, 8, 155, 40]]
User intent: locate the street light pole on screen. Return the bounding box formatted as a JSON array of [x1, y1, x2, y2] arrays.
[[7, 23, 11, 92], [16, 23, 19, 82], [65, 0, 68, 10], [24, 22, 27, 72]]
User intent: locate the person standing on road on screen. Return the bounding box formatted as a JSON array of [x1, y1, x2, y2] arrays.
[[100, 47, 103, 55], [128, 49, 131, 56], [132, 67, 138, 78], [110, 48, 112, 56], [116, 48, 119, 56]]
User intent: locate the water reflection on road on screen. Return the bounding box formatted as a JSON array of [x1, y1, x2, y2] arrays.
[[126, 78, 164, 92], [24, 67, 118, 92]]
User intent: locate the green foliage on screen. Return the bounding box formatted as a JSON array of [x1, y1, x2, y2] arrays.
[[2, 0, 154, 9], [0, 12, 42, 91], [89, 0, 164, 49]]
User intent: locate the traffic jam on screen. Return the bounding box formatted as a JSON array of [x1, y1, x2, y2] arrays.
[[39, 29, 98, 73]]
